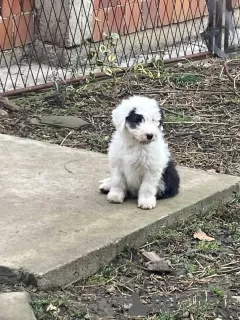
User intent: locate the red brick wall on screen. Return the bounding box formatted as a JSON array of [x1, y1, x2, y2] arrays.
[[93, 0, 240, 42], [233, 0, 240, 7], [92, 0, 209, 41], [0, 0, 34, 50]]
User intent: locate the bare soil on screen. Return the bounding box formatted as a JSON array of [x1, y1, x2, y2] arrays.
[[0, 58, 239, 176]]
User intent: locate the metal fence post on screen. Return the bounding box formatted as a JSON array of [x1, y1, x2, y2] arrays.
[[201, 0, 228, 57], [201, 0, 237, 57]]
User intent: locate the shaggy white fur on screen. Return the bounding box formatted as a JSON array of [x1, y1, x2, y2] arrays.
[[99, 95, 172, 210]]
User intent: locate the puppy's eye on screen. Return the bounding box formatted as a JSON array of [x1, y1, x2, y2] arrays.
[[132, 118, 139, 123], [132, 115, 144, 123], [126, 109, 144, 127]]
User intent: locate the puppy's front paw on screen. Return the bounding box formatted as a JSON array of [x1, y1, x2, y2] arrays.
[[138, 196, 156, 210], [107, 190, 125, 203], [99, 178, 111, 194]]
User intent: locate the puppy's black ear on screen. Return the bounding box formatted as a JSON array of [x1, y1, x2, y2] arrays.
[[160, 108, 165, 122], [159, 108, 165, 131]]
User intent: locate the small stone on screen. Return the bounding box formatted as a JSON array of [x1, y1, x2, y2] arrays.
[[232, 296, 240, 303], [30, 118, 42, 126], [120, 266, 127, 273], [111, 302, 118, 308], [19, 123, 26, 129], [203, 62, 212, 68], [123, 303, 132, 311], [187, 272, 193, 279], [0, 109, 8, 117], [192, 131, 201, 139], [181, 311, 190, 318], [145, 259, 172, 273], [40, 115, 88, 129], [106, 286, 115, 294]]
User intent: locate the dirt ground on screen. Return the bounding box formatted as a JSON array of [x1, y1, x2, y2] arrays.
[[0, 58, 239, 176], [0, 58, 239, 319], [35, 198, 240, 320]]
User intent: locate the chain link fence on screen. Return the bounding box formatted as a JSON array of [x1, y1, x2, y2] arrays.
[[0, 0, 240, 93]]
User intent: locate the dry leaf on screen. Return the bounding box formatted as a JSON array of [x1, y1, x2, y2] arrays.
[[146, 259, 173, 273], [141, 250, 173, 273], [232, 296, 240, 304], [141, 250, 161, 262], [193, 229, 215, 242]]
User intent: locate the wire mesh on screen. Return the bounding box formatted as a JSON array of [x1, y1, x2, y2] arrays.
[[0, 0, 240, 93]]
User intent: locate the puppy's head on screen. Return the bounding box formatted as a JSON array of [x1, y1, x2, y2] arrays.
[[112, 96, 164, 144]]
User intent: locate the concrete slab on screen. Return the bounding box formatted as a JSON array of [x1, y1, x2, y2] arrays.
[[0, 134, 239, 289], [0, 292, 36, 320]]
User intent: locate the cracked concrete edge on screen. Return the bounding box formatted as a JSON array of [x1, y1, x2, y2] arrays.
[[0, 182, 239, 290], [34, 181, 239, 289], [0, 266, 37, 287]]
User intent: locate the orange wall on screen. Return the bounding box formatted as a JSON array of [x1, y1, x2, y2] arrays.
[[93, 0, 209, 41], [1, 0, 239, 49], [0, 0, 34, 50], [93, 0, 240, 42]]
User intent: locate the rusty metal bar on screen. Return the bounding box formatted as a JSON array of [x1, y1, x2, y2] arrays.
[[1, 52, 212, 98]]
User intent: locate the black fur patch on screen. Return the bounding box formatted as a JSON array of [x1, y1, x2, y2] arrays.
[[159, 108, 165, 129], [156, 160, 180, 199], [160, 108, 165, 120], [126, 108, 144, 128], [100, 187, 109, 194]]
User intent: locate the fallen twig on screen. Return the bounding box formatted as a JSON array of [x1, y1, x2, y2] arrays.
[[60, 130, 73, 146], [223, 59, 240, 96], [162, 107, 183, 117]]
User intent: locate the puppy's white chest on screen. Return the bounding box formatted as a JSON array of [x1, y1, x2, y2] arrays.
[[124, 166, 143, 195], [123, 148, 152, 194]]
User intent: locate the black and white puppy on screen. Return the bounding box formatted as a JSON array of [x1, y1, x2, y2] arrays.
[[99, 96, 180, 210]]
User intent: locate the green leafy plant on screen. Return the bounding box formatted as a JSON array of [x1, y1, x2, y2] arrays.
[[87, 32, 120, 79], [210, 285, 225, 298], [168, 73, 201, 86]]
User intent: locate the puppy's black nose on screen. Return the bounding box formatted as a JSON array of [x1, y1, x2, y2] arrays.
[[146, 134, 153, 140]]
